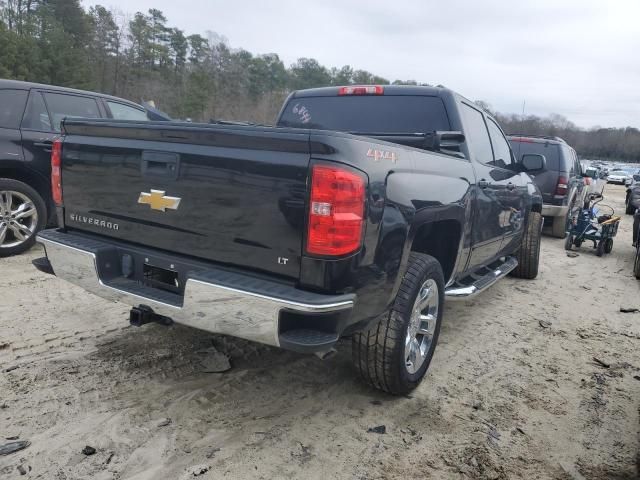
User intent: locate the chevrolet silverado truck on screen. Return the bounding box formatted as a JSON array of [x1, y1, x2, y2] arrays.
[[34, 85, 544, 394]]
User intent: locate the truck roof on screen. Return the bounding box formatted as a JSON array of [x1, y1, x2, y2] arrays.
[[507, 134, 568, 145], [0, 79, 141, 107], [290, 84, 452, 98]]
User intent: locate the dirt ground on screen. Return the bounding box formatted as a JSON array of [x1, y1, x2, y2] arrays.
[[1, 184, 639, 480]]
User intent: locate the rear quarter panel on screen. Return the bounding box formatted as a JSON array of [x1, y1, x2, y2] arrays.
[[301, 132, 473, 325]]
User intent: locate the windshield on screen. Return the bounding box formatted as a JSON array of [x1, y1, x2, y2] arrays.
[[277, 95, 451, 133]]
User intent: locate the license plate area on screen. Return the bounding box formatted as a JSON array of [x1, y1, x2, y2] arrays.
[[143, 263, 180, 294]]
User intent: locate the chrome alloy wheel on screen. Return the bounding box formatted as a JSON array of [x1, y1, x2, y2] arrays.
[[404, 279, 439, 374], [0, 190, 39, 249]]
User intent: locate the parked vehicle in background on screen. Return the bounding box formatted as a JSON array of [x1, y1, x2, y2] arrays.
[[634, 211, 640, 279], [607, 169, 631, 185], [584, 166, 606, 197], [0, 79, 170, 257], [35, 84, 544, 395], [625, 174, 640, 214], [508, 135, 586, 238]]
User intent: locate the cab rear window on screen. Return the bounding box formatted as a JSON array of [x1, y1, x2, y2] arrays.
[[0, 89, 28, 129], [509, 140, 561, 171], [278, 95, 450, 133]]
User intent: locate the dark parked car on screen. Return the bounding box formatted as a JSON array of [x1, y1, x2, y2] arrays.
[[625, 174, 640, 215], [35, 85, 544, 394], [634, 210, 640, 279], [508, 135, 586, 238], [0, 79, 169, 256]]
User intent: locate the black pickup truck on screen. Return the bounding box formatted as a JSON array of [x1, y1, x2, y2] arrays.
[[35, 85, 544, 394]]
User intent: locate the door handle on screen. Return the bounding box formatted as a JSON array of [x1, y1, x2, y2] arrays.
[[506, 182, 516, 191], [478, 179, 490, 189]]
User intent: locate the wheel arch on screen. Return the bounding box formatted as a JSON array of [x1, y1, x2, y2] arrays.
[[409, 219, 462, 285], [0, 165, 53, 223]]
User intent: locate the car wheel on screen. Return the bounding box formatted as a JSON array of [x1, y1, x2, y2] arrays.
[[551, 212, 568, 238], [511, 211, 542, 279], [604, 238, 613, 254], [0, 179, 47, 257], [625, 193, 636, 215], [352, 253, 444, 395], [564, 234, 573, 251]]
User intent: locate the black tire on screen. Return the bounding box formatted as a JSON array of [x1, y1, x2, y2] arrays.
[[351, 253, 444, 395], [604, 238, 613, 254], [574, 239, 583, 248], [634, 241, 640, 279], [625, 194, 636, 215], [511, 211, 542, 279], [0, 178, 47, 257], [596, 240, 605, 257], [564, 234, 573, 251], [551, 213, 568, 238]]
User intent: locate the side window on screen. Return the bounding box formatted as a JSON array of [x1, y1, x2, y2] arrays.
[[21, 91, 52, 131], [460, 104, 493, 164], [0, 89, 29, 130], [107, 101, 148, 121], [43, 92, 101, 132], [486, 118, 513, 168], [563, 146, 576, 175]]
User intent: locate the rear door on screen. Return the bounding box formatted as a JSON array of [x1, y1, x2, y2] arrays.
[[20, 90, 103, 185], [0, 89, 28, 164], [485, 117, 527, 254], [459, 102, 506, 268]]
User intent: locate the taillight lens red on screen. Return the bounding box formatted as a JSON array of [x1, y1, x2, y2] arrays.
[[306, 165, 366, 256], [51, 139, 63, 206], [338, 85, 384, 96], [555, 176, 568, 196]]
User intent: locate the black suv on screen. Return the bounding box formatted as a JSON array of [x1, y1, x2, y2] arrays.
[[508, 135, 586, 238], [0, 80, 168, 256]]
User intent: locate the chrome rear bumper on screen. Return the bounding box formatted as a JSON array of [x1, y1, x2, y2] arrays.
[[37, 230, 355, 349]]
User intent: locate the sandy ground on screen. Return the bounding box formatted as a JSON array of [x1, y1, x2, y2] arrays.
[[1, 184, 639, 480]]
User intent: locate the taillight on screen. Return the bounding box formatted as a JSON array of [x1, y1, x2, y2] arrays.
[[51, 138, 63, 206], [306, 165, 366, 256], [555, 176, 568, 196], [338, 85, 384, 96]]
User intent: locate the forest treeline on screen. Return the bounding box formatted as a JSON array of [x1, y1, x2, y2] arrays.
[[1, 0, 638, 161]]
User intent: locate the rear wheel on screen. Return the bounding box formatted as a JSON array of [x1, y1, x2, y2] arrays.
[[352, 253, 444, 395], [512, 211, 542, 279], [625, 193, 636, 215], [604, 238, 613, 254], [564, 234, 574, 251], [0, 179, 47, 257], [551, 213, 568, 238]]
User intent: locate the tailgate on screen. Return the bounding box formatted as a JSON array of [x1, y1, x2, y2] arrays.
[[60, 120, 310, 279]]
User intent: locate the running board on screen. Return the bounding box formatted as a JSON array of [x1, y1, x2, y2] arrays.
[[445, 256, 518, 300]]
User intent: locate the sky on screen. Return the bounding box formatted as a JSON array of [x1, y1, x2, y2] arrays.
[[83, 0, 640, 129]]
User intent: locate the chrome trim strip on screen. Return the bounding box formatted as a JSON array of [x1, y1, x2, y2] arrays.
[[38, 235, 354, 348], [444, 257, 518, 300]]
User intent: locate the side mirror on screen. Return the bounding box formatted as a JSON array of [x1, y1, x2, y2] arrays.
[[521, 153, 546, 172], [424, 131, 466, 158]]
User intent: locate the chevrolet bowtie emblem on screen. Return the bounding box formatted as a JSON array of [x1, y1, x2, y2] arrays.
[[138, 190, 181, 212]]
